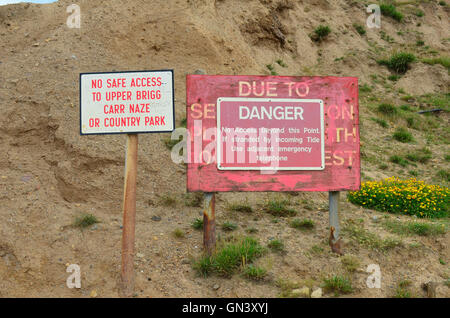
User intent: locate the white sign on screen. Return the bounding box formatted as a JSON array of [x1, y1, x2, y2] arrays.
[[80, 70, 174, 135]]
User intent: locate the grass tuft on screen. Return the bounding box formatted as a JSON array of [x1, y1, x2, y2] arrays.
[[74, 213, 99, 228]]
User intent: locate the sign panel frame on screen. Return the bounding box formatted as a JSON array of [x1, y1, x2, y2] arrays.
[[216, 97, 325, 171], [186, 74, 361, 193], [79, 69, 175, 136]]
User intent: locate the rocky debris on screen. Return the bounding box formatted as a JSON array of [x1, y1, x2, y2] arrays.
[[311, 288, 323, 298], [291, 287, 310, 298]]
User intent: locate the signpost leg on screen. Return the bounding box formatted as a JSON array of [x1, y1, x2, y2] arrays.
[[328, 191, 343, 255], [203, 192, 216, 255], [120, 133, 138, 297]]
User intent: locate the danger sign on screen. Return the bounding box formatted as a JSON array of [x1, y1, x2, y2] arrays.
[[186, 75, 360, 192], [80, 70, 175, 135], [217, 98, 325, 170]]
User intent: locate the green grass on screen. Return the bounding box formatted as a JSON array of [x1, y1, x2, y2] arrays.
[[371, 117, 389, 128], [243, 265, 267, 281], [394, 280, 412, 298], [405, 148, 432, 163], [173, 228, 185, 238], [377, 103, 398, 116], [415, 10, 424, 17], [267, 239, 285, 253], [74, 213, 99, 228], [191, 218, 203, 230], [184, 192, 203, 207], [422, 56, 450, 71], [193, 237, 266, 277], [312, 25, 331, 41], [437, 169, 450, 182], [290, 218, 315, 230], [378, 52, 415, 74], [341, 255, 360, 272], [353, 23, 366, 35], [227, 201, 253, 213], [276, 59, 287, 67], [222, 221, 238, 231], [343, 221, 402, 252], [322, 275, 353, 295], [158, 193, 177, 207], [380, 3, 403, 22], [359, 83, 372, 93], [393, 127, 414, 143], [390, 155, 409, 167], [264, 199, 296, 217], [382, 220, 447, 236]]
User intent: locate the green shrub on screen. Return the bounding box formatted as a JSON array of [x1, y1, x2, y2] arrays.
[[390, 155, 409, 167], [323, 275, 353, 295], [348, 177, 449, 218], [371, 117, 389, 128], [264, 199, 296, 216], [378, 52, 416, 74], [393, 127, 414, 143], [353, 23, 366, 35], [243, 265, 267, 280], [380, 3, 403, 22], [74, 213, 99, 228], [222, 221, 238, 231], [267, 239, 285, 253], [313, 25, 331, 41], [194, 237, 266, 277], [290, 218, 315, 230], [377, 103, 398, 116], [191, 218, 203, 230]]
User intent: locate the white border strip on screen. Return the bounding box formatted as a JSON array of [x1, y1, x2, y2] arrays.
[[216, 97, 325, 171]]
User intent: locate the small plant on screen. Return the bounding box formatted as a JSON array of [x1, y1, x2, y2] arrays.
[[312, 25, 331, 41], [421, 57, 450, 71], [194, 237, 266, 277], [416, 40, 425, 46], [74, 213, 99, 228], [353, 23, 366, 35], [379, 164, 389, 170], [276, 59, 287, 67], [390, 155, 409, 167], [380, 3, 403, 22], [264, 199, 296, 217], [290, 218, 315, 230], [163, 135, 183, 151], [323, 275, 353, 295], [393, 127, 414, 143], [266, 64, 277, 75], [348, 177, 449, 218], [343, 221, 402, 251], [371, 117, 389, 128], [378, 52, 415, 74], [191, 218, 203, 230], [439, 1, 446, 6], [437, 170, 450, 182], [173, 228, 185, 238], [309, 244, 324, 254], [159, 193, 177, 207], [246, 227, 258, 234], [415, 10, 424, 17], [222, 221, 238, 231], [184, 192, 203, 207], [359, 83, 372, 93], [388, 74, 400, 81], [394, 280, 412, 298], [243, 265, 267, 281], [382, 220, 447, 236], [341, 255, 360, 272], [227, 201, 253, 213], [268, 239, 285, 253], [377, 103, 397, 116]]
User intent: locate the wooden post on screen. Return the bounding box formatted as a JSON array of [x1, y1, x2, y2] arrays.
[[120, 133, 138, 297], [203, 192, 216, 255], [328, 191, 343, 255]]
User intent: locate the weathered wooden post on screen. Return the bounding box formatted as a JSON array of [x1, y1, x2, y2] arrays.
[[203, 192, 216, 255], [120, 133, 138, 297], [328, 191, 342, 255]]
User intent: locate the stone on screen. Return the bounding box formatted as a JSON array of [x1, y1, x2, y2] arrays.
[[291, 287, 310, 298], [151, 215, 161, 221], [213, 284, 220, 290], [311, 288, 323, 298]]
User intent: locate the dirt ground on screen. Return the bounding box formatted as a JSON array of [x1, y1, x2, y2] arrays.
[[0, 0, 449, 297]]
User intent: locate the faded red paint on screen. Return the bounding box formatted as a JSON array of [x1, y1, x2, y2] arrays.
[[186, 75, 360, 192]]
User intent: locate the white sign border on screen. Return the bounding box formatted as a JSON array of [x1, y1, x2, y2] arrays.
[[79, 69, 175, 135], [216, 97, 325, 171]]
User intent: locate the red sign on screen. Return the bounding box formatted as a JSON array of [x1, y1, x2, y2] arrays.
[[186, 75, 360, 192], [217, 98, 325, 170]]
